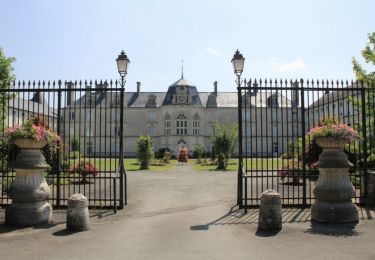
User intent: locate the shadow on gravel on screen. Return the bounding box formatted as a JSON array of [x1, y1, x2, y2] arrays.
[[304, 221, 359, 237], [190, 205, 250, 231], [190, 207, 313, 232], [255, 229, 280, 237], [53, 229, 84, 236], [0, 222, 57, 234]]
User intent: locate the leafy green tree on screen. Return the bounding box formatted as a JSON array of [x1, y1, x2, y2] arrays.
[[352, 32, 375, 83], [212, 123, 238, 170], [0, 47, 16, 131], [193, 144, 205, 163], [71, 135, 80, 151], [0, 48, 16, 172], [136, 135, 154, 170], [352, 32, 375, 165]]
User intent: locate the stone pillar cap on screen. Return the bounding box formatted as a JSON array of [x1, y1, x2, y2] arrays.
[[68, 194, 88, 207]]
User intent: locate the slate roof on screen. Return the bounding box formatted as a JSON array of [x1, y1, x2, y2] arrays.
[[307, 86, 361, 109], [66, 78, 293, 108], [162, 78, 202, 106], [9, 96, 57, 117]]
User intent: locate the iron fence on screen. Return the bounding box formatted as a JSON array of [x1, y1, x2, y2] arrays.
[[0, 80, 127, 211], [237, 79, 375, 208]]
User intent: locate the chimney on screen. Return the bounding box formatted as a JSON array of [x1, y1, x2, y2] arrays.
[[214, 81, 218, 95], [137, 81, 141, 95], [66, 81, 76, 106]]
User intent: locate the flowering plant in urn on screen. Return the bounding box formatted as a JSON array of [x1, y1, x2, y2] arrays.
[[307, 117, 359, 143], [5, 118, 60, 148]]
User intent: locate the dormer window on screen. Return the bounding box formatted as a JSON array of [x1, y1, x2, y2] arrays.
[[146, 94, 157, 108], [267, 94, 279, 108], [207, 93, 217, 107], [111, 96, 120, 107]]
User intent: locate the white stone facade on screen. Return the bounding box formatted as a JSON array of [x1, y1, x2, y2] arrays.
[[61, 77, 299, 157]]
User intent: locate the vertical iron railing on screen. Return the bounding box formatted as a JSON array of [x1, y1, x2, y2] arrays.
[[237, 79, 372, 207], [0, 80, 126, 211]]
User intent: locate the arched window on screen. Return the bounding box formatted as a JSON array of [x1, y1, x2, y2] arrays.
[[176, 113, 187, 135], [164, 113, 171, 135], [267, 94, 279, 108], [192, 114, 200, 135]]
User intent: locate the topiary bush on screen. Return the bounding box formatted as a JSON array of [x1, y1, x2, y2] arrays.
[[136, 135, 154, 170]]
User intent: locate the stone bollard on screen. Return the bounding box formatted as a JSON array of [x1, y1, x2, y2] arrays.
[[67, 194, 89, 231], [258, 189, 282, 231]]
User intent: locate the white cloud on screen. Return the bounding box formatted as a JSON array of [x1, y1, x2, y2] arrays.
[[271, 58, 307, 72], [204, 47, 221, 57]]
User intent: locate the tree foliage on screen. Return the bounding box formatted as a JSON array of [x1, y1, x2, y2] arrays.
[[352, 32, 375, 166], [212, 123, 238, 170], [0, 48, 16, 131], [193, 144, 204, 162], [71, 135, 80, 151], [352, 32, 375, 83], [136, 135, 154, 170]]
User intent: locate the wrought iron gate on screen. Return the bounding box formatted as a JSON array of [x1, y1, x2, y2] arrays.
[[237, 79, 374, 208], [0, 80, 127, 210]]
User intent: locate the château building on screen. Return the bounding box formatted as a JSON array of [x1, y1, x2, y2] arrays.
[[62, 75, 298, 157]]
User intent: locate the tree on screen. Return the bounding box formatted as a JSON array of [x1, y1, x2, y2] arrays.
[[71, 135, 80, 151], [212, 123, 238, 170], [136, 135, 154, 170], [352, 32, 375, 165], [0, 47, 16, 131], [352, 32, 375, 83], [193, 144, 204, 163]]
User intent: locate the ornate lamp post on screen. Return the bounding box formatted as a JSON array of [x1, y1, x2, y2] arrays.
[[116, 50, 130, 208], [232, 49, 245, 207]]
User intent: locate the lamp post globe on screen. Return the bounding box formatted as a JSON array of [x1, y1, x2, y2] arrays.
[[231, 49, 245, 77], [116, 50, 130, 78]]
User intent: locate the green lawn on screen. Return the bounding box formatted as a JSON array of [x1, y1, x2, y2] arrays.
[[190, 158, 287, 171], [68, 158, 177, 172]]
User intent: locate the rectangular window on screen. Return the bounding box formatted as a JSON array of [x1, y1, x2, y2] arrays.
[[86, 127, 93, 137], [210, 111, 216, 122], [70, 112, 75, 121], [114, 126, 120, 136], [246, 126, 251, 136], [273, 142, 278, 154], [211, 126, 216, 136], [148, 111, 156, 121], [272, 126, 278, 136], [271, 111, 277, 122], [149, 127, 156, 136], [86, 111, 92, 122]]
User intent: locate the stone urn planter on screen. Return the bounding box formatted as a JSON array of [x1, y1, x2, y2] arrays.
[[311, 137, 358, 223], [5, 138, 52, 226]]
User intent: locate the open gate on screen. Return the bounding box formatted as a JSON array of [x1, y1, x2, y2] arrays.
[[237, 79, 373, 208]]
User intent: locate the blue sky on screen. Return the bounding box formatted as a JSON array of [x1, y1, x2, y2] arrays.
[[0, 0, 374, 92]]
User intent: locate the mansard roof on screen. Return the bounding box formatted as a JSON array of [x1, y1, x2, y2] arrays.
[[169, 77, 192, 87], [162, 77, 203, 106], [65, 78, 293, 109]]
